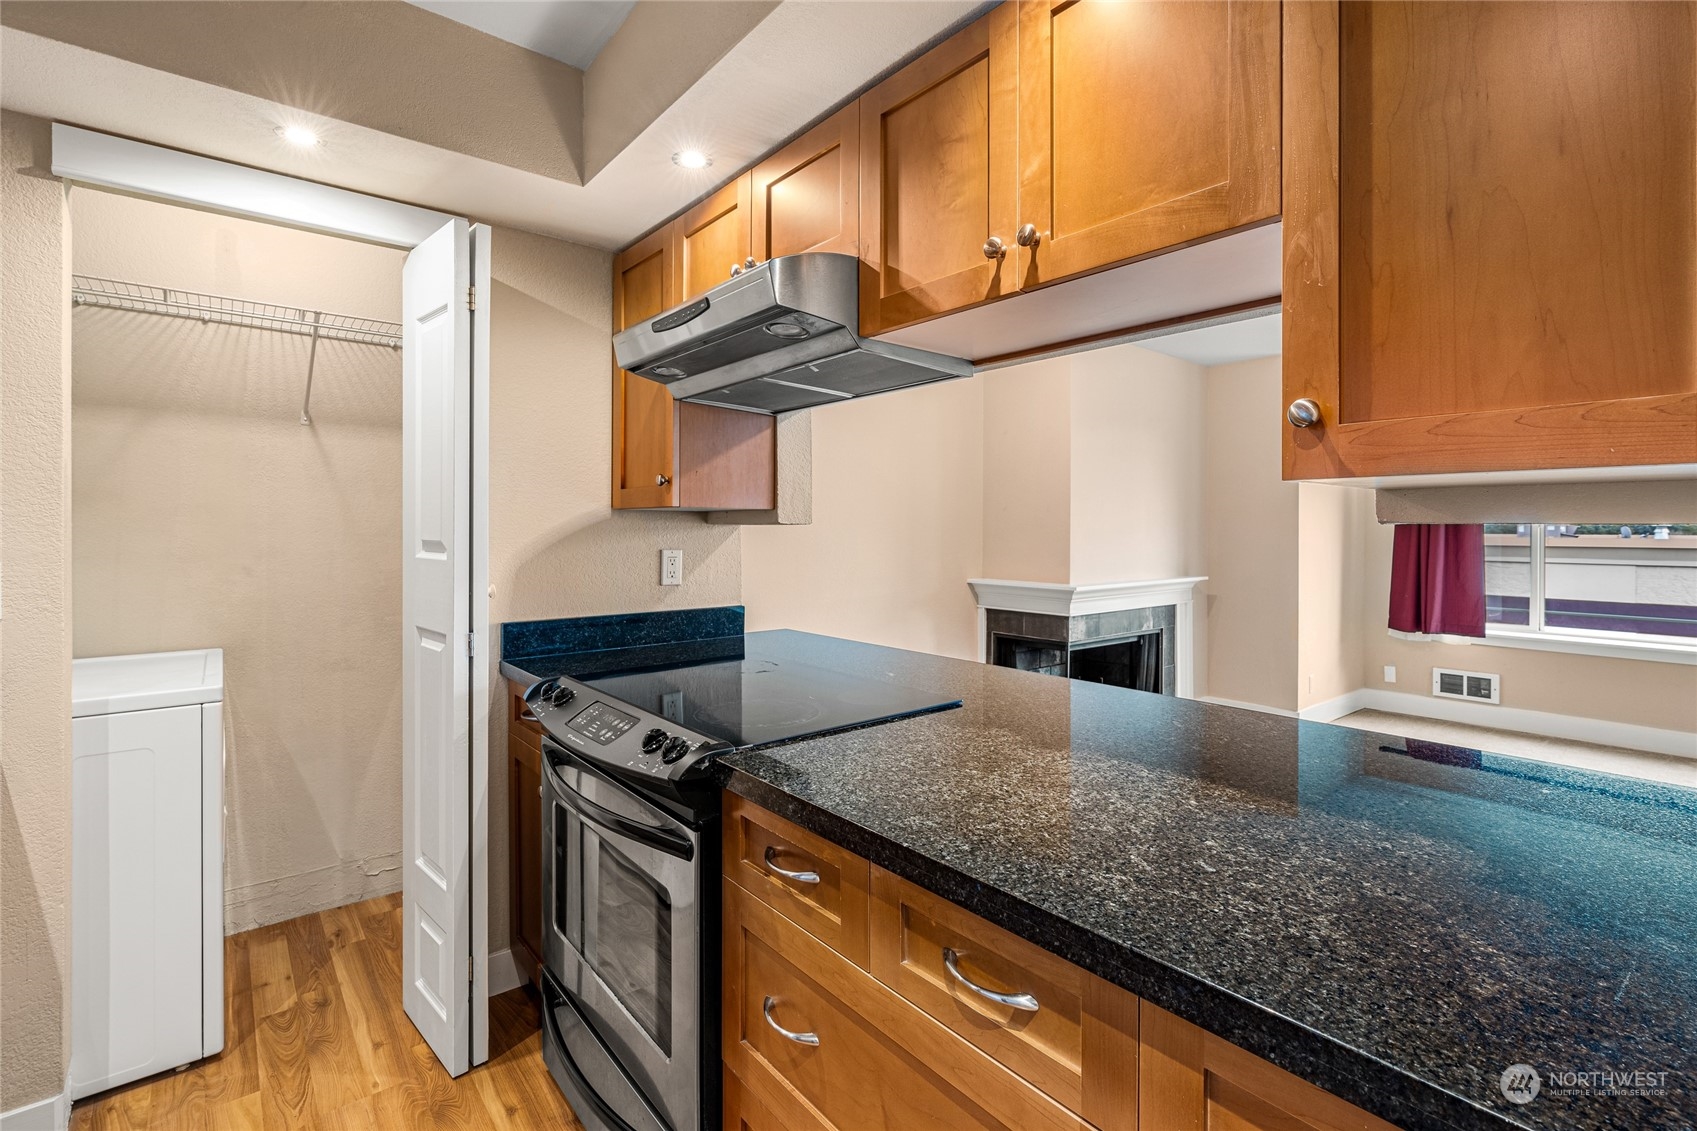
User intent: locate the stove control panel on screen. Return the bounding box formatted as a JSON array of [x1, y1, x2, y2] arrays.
[[524, 676, 728, 785]]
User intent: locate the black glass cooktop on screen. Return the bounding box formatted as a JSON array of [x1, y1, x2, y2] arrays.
[[581, 650, 961, 750]]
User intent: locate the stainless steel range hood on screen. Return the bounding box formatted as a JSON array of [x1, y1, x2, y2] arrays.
[[611, 252, 972, 413]]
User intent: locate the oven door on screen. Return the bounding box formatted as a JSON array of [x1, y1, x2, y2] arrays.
[[541, 740, 700, 1131]]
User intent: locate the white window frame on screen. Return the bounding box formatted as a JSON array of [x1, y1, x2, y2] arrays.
[[1481, 524, 1697, 666]]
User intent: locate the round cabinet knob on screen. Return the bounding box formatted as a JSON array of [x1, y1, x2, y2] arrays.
[[1016, 223, 1041, 249], [982, 236, 1007, 261], [641, 728, 668, 754], [661, 736, 692, 764], [1287, 398, 1323, 428], [729, 263, 743, 278], [656, 473, 671, 487], [744, 256, 757, 269]]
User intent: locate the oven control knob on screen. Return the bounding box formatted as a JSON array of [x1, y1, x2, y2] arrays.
[[548, 684, 576, 708], [641, 728, 669, 754], [661, 736, 692, 764]]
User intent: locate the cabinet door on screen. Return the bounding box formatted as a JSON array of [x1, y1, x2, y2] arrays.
[[1284, 0, 1697, 478], [858, 5, 1020, 336], [507, 687, 544, 977], [752, 103, 861, 260], [1140, 1003, 1398, 1131], [1017, 0, 1280, 287], [612, 225, 680, 508], [676, 174, 753, 302]]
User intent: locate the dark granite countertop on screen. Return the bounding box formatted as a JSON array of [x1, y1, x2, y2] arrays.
[[504, 629, 1697, 1131]]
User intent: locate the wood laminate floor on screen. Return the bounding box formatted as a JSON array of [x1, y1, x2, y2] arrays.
[[70, 893, 586, 1131]]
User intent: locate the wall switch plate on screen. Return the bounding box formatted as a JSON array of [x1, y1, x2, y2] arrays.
[[660, 549, 683, 586], [1383, 665, 1397, 683]]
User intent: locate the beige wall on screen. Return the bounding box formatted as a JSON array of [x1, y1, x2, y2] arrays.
[[742, 342, 1212, 667], [69, 190, 408, 932], [980, 360, 1070, 583], [1296, 482, 1375, 710], [1357, 519, 1697, 734], [1068, 347, 1205, 585], [742, 377, 985, 660], [0, 109, 74, 1114], [484, 224, 741, 951], [1200, 357, 1298, 712]]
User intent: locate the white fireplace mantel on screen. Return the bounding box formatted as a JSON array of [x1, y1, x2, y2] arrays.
[[966, 576, 1208, 697]]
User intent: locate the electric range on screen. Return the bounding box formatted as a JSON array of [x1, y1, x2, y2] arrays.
[[522, 641, 959, 1131]]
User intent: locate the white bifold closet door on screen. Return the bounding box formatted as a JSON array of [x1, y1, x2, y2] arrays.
[[401, 217, 491, 1076]]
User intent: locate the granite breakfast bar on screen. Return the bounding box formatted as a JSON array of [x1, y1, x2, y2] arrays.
[[714, 633, 1696, 1131], [505, 627, 1697, 1131]]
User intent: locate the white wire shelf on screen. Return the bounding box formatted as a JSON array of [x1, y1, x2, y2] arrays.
[[71, 275, 402, 348]]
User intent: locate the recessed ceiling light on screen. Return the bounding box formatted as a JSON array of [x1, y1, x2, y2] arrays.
[[276, 125, 321, 148], [672, 150, 711, 170]]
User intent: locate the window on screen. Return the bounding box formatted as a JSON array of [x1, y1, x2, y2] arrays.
[[1484, 524, 1697, 657]]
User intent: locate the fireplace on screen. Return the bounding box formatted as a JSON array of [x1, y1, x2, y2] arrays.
[[969, 577, 1206, 698], [984, 608, 1175, 694]]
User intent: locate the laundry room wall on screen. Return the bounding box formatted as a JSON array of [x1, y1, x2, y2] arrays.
[[69, 189, 408, 931]]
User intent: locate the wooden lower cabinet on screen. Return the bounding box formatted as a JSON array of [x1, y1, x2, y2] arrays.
[[506, 684, 544, 981], [869, 866, 1136, 1129], [723, 879, 1088, 1131], [723, 797, 1404, 1131], [1140, 1003, 1399, 1131]]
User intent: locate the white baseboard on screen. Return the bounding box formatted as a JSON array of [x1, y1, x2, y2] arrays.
[[1197, 695, 1297, 718], [488, 948, 523, 997], [1298, 690, 1372, 723], [1, 1088, 69, 1131], [1206, 690, 1694, 759], [1341, 689, 1697, 760]]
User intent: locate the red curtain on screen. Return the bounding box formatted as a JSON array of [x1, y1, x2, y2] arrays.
[[1389, 524, 1486, 637]]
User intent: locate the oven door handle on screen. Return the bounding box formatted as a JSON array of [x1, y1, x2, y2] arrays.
[[543, 747, 695, 862]]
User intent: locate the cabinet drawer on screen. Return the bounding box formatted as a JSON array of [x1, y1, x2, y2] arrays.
[[724, 878, 1087, 1131], [724, 1069, 787, 1131], [869, 866, 1137, 1130], [724, 794, 870, 968]]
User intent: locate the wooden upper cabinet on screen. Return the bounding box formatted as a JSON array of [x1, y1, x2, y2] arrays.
[[1016, 0, 1281, 288], [613, 215, 777, 511], [1284, 0, 1697, 478], [675, 174, 753, 302], [752, 103, 861, 260], [858, 5, 1020, 336], [612, 227, 680, 509]]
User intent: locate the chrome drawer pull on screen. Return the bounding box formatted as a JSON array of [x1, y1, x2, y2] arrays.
[[762, 997, 820, 1046], [943, 948, 1040, 1013], [763, 846, 820, 884]]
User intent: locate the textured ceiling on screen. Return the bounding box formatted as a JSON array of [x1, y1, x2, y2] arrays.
[[407, 1, 636, 69]]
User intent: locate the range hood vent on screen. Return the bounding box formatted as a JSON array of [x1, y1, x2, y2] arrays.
[[612, 253, 971, 413]]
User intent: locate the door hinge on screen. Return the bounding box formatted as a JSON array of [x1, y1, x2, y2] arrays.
[[466, 632, 476, 658], [466, 284, 477, 311]]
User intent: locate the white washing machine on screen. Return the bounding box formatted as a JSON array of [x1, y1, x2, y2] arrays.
[[70, 649, 225, 1099]]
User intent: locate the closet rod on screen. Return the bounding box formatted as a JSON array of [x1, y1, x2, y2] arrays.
[[71, 274, 402, 426]]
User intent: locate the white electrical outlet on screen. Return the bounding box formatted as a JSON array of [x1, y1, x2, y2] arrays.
[[660, 549, 683, 586], [1383, 665, 1397, 684]]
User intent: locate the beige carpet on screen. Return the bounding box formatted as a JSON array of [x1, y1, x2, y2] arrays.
[[1333, 709, 1697, 790]]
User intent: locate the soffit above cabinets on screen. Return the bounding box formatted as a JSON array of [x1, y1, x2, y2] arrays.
[[0, 1, 985, 249]]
